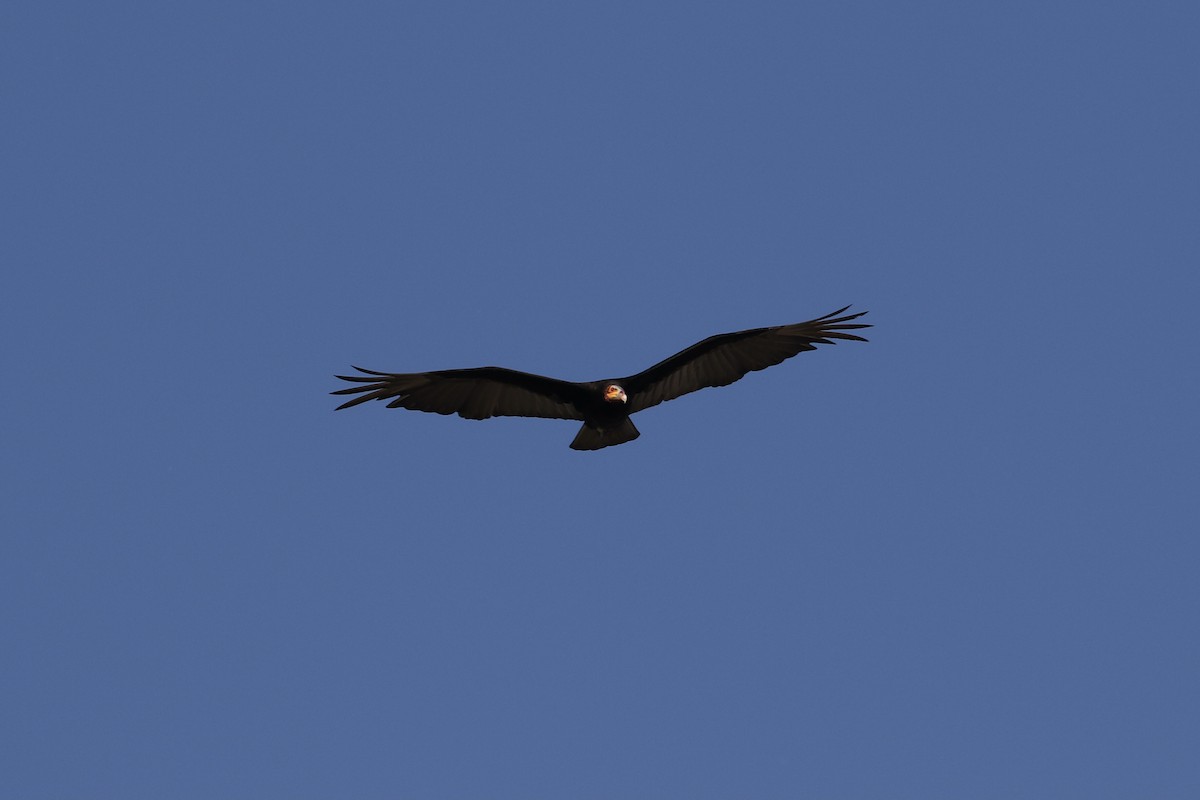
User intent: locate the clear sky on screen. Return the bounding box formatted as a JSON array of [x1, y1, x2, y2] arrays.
[[4, 2, 1198, 797]]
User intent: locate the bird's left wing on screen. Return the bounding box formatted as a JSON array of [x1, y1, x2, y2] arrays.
[[332, 366, 588, 420], [620, 306, 870, 414]]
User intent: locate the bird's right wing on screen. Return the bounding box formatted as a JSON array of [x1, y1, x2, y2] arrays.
[[332, 366, 588, 420]]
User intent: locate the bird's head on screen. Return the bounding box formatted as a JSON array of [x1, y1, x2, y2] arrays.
[[603, 384, 627, 404]]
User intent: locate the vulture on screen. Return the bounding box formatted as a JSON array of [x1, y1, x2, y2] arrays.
[[333, 306, 870, 450]]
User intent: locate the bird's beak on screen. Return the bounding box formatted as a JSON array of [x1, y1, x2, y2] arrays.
[[605, 386, 627, 404]]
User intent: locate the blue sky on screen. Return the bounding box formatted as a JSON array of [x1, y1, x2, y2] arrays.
[[4, 2, 1198, 797]]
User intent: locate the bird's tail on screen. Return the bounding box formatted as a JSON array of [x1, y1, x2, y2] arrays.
[[569, 419, 640, 451]]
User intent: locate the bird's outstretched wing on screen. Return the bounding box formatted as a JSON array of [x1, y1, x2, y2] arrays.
[[620, 306, 870, 413], [332, 366, 588, 420]]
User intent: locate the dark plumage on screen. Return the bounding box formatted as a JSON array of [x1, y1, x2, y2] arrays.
[[333, 306, 870, 450]]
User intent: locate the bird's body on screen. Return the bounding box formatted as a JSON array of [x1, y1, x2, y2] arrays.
[[333, 306, 870, 450]]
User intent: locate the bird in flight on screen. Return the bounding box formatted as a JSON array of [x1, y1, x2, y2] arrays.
[[333, 306, 870, 450]]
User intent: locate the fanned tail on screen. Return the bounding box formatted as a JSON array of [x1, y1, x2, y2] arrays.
[[569, 418, 640, 451]]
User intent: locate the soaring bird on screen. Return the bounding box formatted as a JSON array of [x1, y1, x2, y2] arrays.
[[333, 306, 870, 450]]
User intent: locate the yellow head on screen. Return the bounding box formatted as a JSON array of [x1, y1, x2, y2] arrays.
[[603, 384, 627, 404]]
